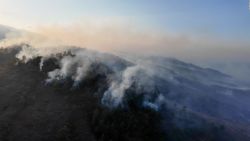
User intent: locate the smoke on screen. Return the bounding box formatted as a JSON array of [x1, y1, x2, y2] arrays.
[[1, 21, 250, 62], [0, 23, 175, 110], [1, 22, 250, 108], [102, 65, 141, 107], [204, 61, 250, 85], [45, 49, 104, 87], [17, 45, 164, 110], [1, 22, 189, 53]]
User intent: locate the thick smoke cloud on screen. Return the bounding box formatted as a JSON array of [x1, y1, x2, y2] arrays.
[[14, 44, 164, 110], [1, 22, 250, 66], [102, 65, 141, 107], [102, 64, 164, 109], [1, 22, 250, 109]]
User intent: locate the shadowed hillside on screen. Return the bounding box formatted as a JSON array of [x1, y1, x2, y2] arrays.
[[0, 47, 249, 141], [0, 48, 166, 141]]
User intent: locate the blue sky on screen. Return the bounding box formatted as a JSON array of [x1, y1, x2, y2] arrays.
[[1, 0, 250, 39], [0, 0, 250, 58], [1, 0, 250, 80]]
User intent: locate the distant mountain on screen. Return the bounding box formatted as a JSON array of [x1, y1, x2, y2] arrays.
[[120, 54, 250, 127]]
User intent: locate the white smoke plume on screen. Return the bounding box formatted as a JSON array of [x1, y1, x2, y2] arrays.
[[46, 49, 100, 87], [2, 27, 162, 109], [102, 65, 142, 107], [16, 45, 165, 110]]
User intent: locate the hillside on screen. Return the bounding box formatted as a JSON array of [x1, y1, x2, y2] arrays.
[[0, 47, 249, 141]]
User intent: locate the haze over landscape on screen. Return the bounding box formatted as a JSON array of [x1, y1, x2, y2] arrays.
[[0, 0, 250, 141]]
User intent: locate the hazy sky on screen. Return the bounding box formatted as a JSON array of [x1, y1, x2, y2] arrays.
[[1, 0, 250, 81], [0, 0, 249, 37], [0, 0, 250, 61]]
